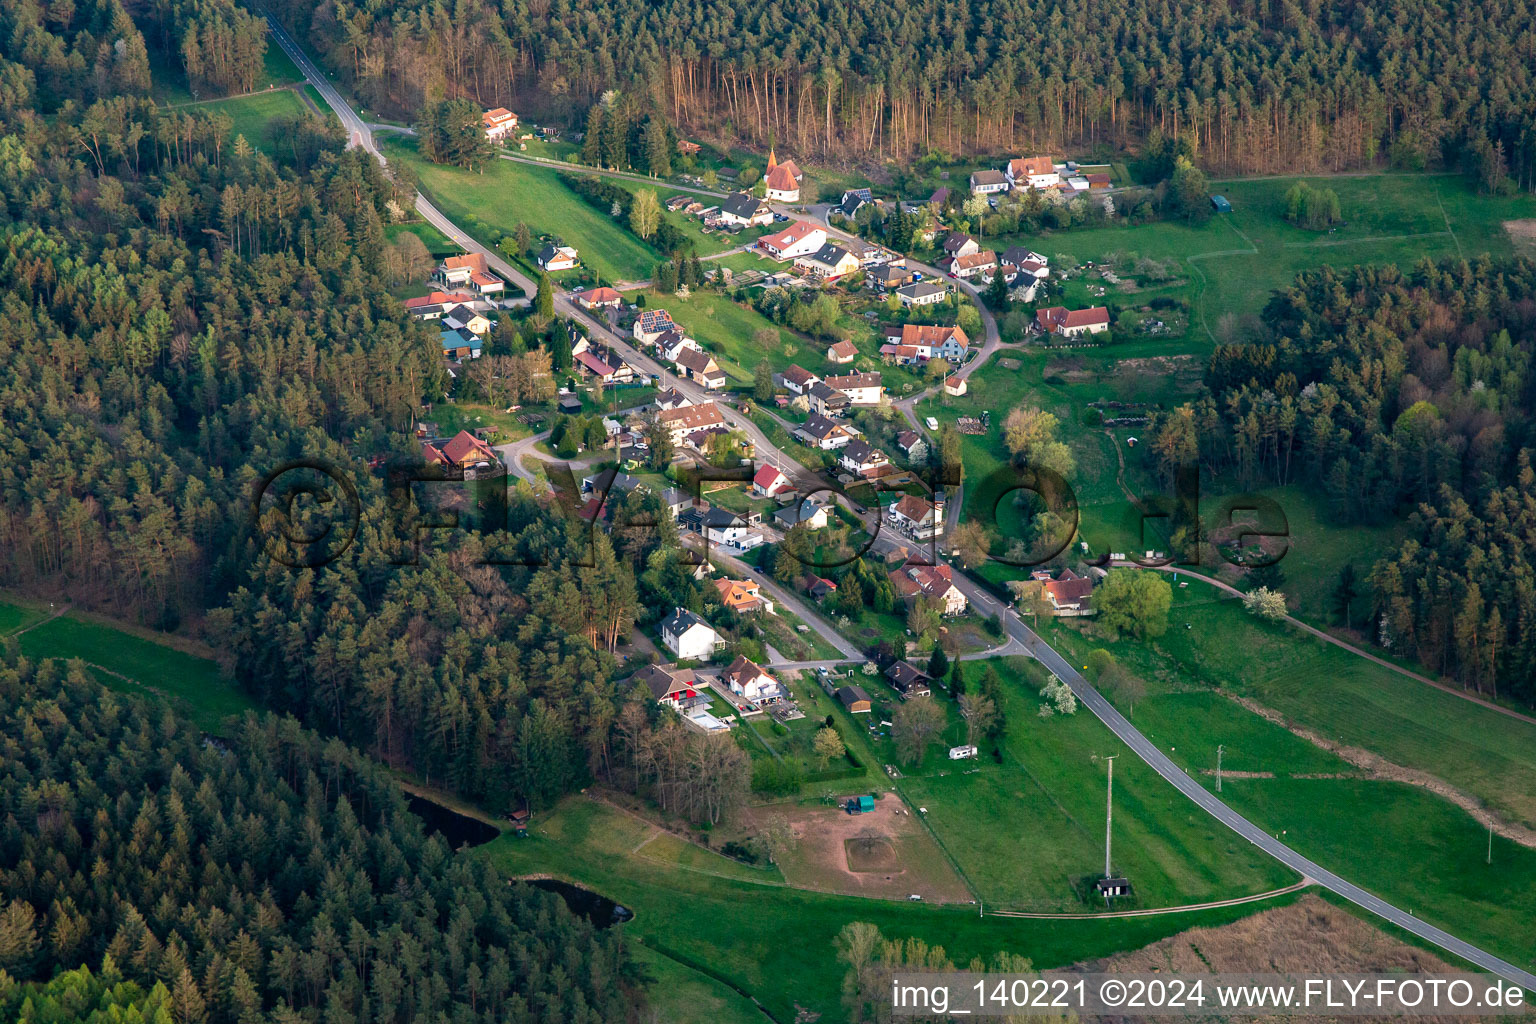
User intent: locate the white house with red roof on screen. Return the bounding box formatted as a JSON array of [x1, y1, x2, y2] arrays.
[[1005, 155, 1060, 189], [1029, 567, 1096, 615], [576, 286, 622, 310], [436, 253, 504, 296], [763, 150, 803, 202], [759, 221, 826, 261], [752, 464, 794, 498], [482, 108, 518, 142], [1036, 306, 1111, 337]]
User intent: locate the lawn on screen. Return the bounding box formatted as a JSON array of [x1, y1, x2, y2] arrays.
[[0, 598, 48, 636], [1051, 580, 1536, 831], [626, 288, 806, 384], [382, 137, 661, 283], [11, 609, 255, 734], [626, 943, 764, 1024], [898, 657, 1298, 912], [386, 221, 457, 258], [983, 173, 1536, 350], [199, 89, 310, 153], [481, 796, 1306, 1023], [1222, 777, 1536, 972]]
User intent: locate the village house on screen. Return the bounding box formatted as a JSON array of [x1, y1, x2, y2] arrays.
[[794, 413, 858, 450], [674, 347, 726, 389], [719, 192, 774, 227], [896, 280, 948, 307], [1029, 567, 1096, 616], [888, 494, 945, 540], [439, 327, 482, 360], [778, 364, 821, 395], [575, 286, 623, 310], [715, 577, 773, 614], [880, 323, 971, 363], [721, 655, 786, 704], [943, 233, 980, 260], [634, 309, 679, 344], [681, 506, 762, 552], [763, 150, 804, 202], [826, 339, 859, 364], [656, 402, 727, 446], [834, 187, 874, 219], [867, 264, 915, 291], [804, 574, 838, 601], [944, 375, 968, 397], [1005, 155, 1060, 190], [661, 608, 723, 661], [657, 330, 701, 363], [895, 430, 928, 462], [537, 244, 579, 272], [421, 429, 497, 470], [752, 464, 795, 498], [969, 169, 1010, 195], [482, 107, 518, 142], [654, 386, 694, 412], [1037, 306, 1111, 337], [949, 250, 997, 280], [633, 664, 704, 712], [885, 660, 934, 699], [442, 304, 493, 336], [889, 560, 968, 615], [837, 439, 890, 479], [825, 371, 884, 405], [837, 684, 872, 713], [807, 380, 851, 418], [773, 499, 829, 530], [758, 221, 826, 261], [404, 290, 473, 319], [795, 243, 861, 281], [435, 253, 505, 297]]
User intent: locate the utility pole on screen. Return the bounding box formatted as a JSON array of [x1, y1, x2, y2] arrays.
[[1488, 818, 1493, 865], [1216, 744, 1224, 793], [1104, 755, 1117, 879]]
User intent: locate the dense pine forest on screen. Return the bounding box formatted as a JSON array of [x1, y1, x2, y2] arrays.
[[0, 657, 633, 1022], [1146, 257, 1536, 704], [267, 0, 1536, 181]]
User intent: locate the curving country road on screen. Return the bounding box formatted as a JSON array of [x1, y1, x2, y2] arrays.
[[262, 11, 1536, 992]]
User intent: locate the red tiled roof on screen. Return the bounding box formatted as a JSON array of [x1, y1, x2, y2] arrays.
[[762, 221, 820, 250], [765, 164, 798, 192], [441, 430, 495, 465], [579, 287, 622, 305], [442, 253, 489, 274]]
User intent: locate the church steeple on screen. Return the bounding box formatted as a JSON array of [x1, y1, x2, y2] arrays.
[[767, 148, 778, 172]]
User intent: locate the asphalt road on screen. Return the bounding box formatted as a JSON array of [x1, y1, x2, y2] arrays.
[[263, 12, 1536, 992]]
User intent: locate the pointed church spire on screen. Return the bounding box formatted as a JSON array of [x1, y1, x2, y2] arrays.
[[767, 148, 777, 172]]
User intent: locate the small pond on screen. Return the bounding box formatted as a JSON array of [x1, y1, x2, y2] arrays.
[[405, 793, 500, 848], [527, 878, 634, 929]]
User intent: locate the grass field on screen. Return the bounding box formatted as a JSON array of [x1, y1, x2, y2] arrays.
[[986, 174, 1536, 350], [3, 600, 254, 734], [626, 289, 802, 384], [382, 138, 661, 283], [151, 43, 306, 106], [627, 943, 764, 1024], [1053, 580, 1536, 831], [386, 221, 457, 258], [898, 657, 1297, 912], [384, 140, 754, 284], [483, 796, 1307, 1022], [199, 89, 310, 152]]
